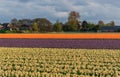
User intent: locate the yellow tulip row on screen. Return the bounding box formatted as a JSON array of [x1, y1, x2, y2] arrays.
[[0, 47, 119, 77]]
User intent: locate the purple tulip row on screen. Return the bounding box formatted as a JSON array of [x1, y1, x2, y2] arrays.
[[0, 39, 120, 49]]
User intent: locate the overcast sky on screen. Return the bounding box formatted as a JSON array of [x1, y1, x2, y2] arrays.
[[0, 0, 120, 25]]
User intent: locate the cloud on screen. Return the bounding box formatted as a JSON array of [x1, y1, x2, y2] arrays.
[[0, 0, 120, 25], [18, 0, 32, 3]]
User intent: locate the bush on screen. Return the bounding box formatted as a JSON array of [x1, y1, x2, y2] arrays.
[[0, 30, 6, 33], [5, 30, 12, 33]]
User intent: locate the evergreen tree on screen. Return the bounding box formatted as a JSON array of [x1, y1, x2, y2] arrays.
[[82, 21, 88, 31]]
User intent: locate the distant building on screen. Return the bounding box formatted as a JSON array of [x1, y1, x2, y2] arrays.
[[101, 26, 120, 32], [0, 25, 3, 30]]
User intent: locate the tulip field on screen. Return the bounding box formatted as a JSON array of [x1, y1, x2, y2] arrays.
[[0, 33, 120, 77], [0, 47, 120, 77]]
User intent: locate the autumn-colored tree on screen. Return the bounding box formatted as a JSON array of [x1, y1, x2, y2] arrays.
[[67, 11, 80, 31], [98, 20, 104, 26], [68, 11, 80, 22]]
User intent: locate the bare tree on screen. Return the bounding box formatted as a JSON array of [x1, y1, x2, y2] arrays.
[[9, 18, 19, 31]]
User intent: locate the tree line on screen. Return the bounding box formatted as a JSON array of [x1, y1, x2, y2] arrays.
[[0, 11, 116, 33]]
